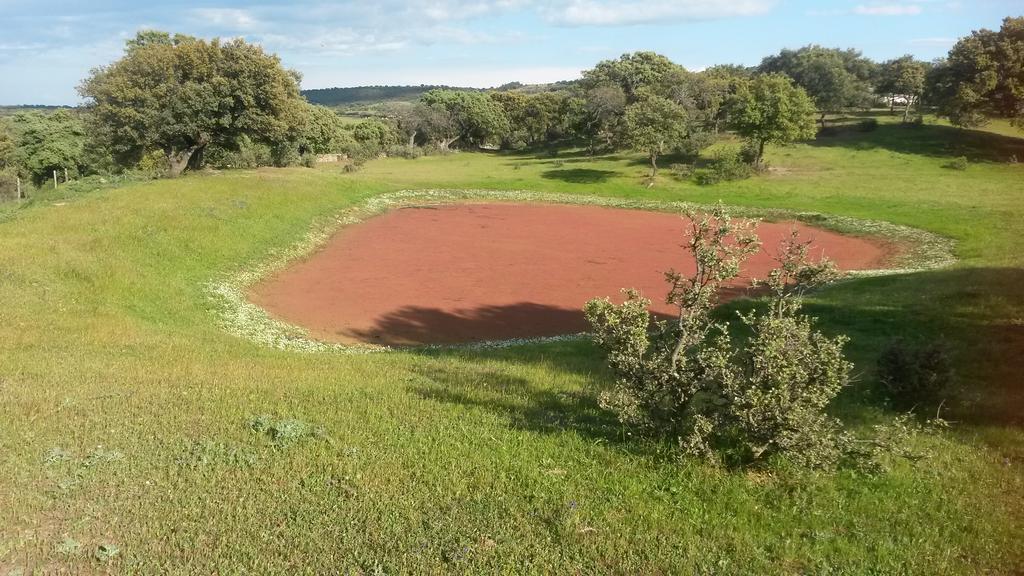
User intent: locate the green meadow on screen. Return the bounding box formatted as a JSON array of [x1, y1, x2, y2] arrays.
[[1, 114, 1022, 573]]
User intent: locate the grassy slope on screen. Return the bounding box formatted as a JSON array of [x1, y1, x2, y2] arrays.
[[0, 115, 1022, 573]]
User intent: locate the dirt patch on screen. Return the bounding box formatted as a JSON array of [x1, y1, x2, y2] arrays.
[[249, 203, 895, 346]]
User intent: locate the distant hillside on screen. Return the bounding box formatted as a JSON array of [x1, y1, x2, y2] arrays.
[[0, 105, 67, 117], [301, 81, 578, 108], [301, 85, 479, 107]]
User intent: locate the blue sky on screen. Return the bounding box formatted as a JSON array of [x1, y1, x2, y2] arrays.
[[0, 0, 1019, 105]]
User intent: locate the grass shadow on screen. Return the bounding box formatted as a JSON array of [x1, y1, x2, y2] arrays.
[[810, 121, 1024, 163], [540, 168, 618, 184]]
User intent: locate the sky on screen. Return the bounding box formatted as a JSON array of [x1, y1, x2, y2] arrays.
[[0, 0, 1019, 105]]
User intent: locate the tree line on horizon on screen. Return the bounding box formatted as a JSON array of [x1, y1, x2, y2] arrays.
[[0, 16, 1021, 191]]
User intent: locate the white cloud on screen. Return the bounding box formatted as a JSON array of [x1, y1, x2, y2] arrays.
[[545, 0, 776, 26], [853, 3, 923, 16], [190, 8, 259, 30]]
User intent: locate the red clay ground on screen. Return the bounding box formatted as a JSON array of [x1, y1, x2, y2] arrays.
[[249, 203, 894, 346]]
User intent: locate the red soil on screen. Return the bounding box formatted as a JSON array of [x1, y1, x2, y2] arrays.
[[249, 203, 893, 346]]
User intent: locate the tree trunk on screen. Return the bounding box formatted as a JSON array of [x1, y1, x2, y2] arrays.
[[166, 145, 201, 177], [649, 152, 658, 177], [757, 140, 766, 168], [903, 97, 914, 123], [408, 131, 417, 147], [820, 112, 827, 128]]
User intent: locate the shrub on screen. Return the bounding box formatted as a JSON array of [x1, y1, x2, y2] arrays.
[[877, 340, 953, 409], [0, 167, 21, 200], [300, 153, 317, 168], [585, 206, 917, 470], [694, 150, 753, 185], [669, 163, 694, 180], [858, 118, 879, 132], [943, 156, 969, 170], [386, 144, 424, 159]]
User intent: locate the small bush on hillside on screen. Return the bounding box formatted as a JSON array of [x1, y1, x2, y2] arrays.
[[271, 142, 302, 167], [669, 163, 694, 180], [249, 415, 325, 447], [944, 156, 969, 170], [858, 118, 880, 132], [387, 144, 424, 159], [585, 206, 920, 470], [0, 167, 21, 200], [694, 150, 754, 185], [206, 136, 273, 169], [877, 340, 953, 410]]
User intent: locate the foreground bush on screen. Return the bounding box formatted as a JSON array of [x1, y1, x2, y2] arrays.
[[694, 150, 754, 185], [585, 205, 918, 470]]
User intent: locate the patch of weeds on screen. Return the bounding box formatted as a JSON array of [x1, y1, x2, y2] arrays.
[[943, 156, 969, 171], [249, 415, 326, 447], [177, 439, 258, 469], [42, 447, 72, 465], [94, 543, 120, 562], [55, 537, 81, 555], [82, 447, 124, 467]]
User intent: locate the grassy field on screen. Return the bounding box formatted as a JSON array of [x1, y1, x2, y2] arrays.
[[1, 114, 1022, 573]]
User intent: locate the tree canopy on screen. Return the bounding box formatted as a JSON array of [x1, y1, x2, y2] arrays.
[[624, 92, 690, 176], [759, 46, 875, 123], [9, 110, 87, 184], [929, 17, 1024, 128], [728, 74, 818, 165], [79, 31, 305, 176], [419, 89, 509, 150]]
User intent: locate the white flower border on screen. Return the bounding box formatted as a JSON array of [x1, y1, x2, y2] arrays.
[[206, 189, 957, 354]]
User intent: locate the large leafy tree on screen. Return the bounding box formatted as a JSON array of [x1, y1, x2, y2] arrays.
[[296, 102, 354, 155], [9, 111, 87, 184], [759, 46, 875, 125], [623, 92, 689, 176], [79, 31, 305, 176], [876, 56, 929, 122], [419, 89, 509, 150], [928, 17, 1024, 129], [581, 51, 686, 102], [0, 120, 14, 170], [728, 74, 817, 166]]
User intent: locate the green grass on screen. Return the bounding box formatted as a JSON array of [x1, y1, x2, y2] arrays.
[[1, 113, 1022, 573]]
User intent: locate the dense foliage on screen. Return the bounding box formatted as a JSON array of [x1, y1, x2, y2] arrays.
[[928, 17, 1024, 128], [79, 31, 306, 176], [2, 16, 1021, 188], [585, 206, 917, 470]]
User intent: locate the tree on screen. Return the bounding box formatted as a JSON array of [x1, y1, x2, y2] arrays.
[[419, 89, 509, 150], [581, 84, 627, 151], [623, 93, 689, 177], [928, 17, 1024, 129], [296, 103, 355, 155], [0, 120, 14, 170], [9, 111, 87, 184], [581, 51, 686, 102], [380, 102, 426, 147], [352, 118, 399, 156], [876, 56, 928, 122], [760, 46, 875, 125], [79, 31, 305, 176], [727, 74, 818, 167]]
